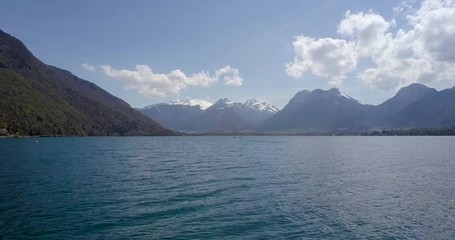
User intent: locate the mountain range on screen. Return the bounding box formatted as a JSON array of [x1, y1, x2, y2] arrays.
[[140, 98, 278, 132], [377, 84, 455, 129], [141, 83, 455, 134], [1, 28, 455, 136], [0, 29, 174, 136], [264, 84, 455, 133]]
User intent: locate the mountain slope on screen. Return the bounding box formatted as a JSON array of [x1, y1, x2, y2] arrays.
[[183, 98, 250, 132], [374, 83, 438, 125], [261, 88, 373, 132], [167, 98, 212, 110], [386, 87, 455, 128], [0, 29, 174, 136], [244, 98, 279, 113], [142, 98, 279, 132], [139, 98, 210, 131], [261, 84, 455, 133]]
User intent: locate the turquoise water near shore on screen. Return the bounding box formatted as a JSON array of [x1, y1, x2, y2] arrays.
[[1, 136, 454, 239]]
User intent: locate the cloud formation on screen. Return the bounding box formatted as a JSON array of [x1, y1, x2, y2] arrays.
[[287, 0, 455, 90], [216, 65, 244, 86], [94, 65, 242, 97], [81, 63, 95, 72], [286, 37, 357, 85]]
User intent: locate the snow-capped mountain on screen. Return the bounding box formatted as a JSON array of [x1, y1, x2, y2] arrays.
[[141, 97, 279, 132], [144, 97, 212, 110], [216, 98, 235, 105], [140, 83, 455, 134], [209, 98, 279, 113], [183, 98, 279, 132], [211, 98, 239, 109], [244, 99, 279, 113], [168, 98, 213, 110], [140, 98, 211, 131]]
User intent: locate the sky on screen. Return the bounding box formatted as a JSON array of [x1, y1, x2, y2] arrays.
[[1, 0, 455, 109]]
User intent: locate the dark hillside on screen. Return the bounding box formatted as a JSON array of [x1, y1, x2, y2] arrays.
[[0, 29, 174, 136]]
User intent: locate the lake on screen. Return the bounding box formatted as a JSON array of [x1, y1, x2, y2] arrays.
[[1, 136, 454, 239]]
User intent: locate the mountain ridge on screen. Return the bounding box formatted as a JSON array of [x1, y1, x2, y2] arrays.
[[139, 97, 279, 132], [0, 29, 174, 136], [260, 87, 371, 133], [261, 84, 455, 133], [2, 29, 455, 135], [145, 97, 213, 110], [139, 84, 455, 134]]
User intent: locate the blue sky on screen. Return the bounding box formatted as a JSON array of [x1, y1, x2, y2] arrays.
[[2, 0, 455, 108]]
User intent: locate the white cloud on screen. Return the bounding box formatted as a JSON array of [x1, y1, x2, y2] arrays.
[[95, 65, 242, 97], [224, 77, 243, 86], [286, 36, 357, 85], [338, 11, 393, 57], [287, 0, 455, 90], [81, 63, 95, 72], [408, 0, 455, 62], [215, 65, 244, 86]]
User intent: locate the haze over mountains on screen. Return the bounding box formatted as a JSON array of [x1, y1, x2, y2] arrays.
[[141, 83, 455, 134], [0, 29, 174, 136]]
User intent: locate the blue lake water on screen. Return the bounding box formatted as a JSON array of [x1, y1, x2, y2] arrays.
[[1, 136, 455, 239]]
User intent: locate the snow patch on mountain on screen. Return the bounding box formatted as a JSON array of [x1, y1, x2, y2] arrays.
[[168, 98, 213, 110], [339, 91, 359, 103], [144, 97, 213, 110], [216, 98, 235, 106], [144, 97, 279, 113], [245, 99, 279, 113], [330, 87, 356, 101]]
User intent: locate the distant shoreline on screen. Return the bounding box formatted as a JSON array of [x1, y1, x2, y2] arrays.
[[2, 127, 455, 138]]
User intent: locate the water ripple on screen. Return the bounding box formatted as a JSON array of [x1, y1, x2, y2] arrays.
[[1, 136, 455, 239]]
